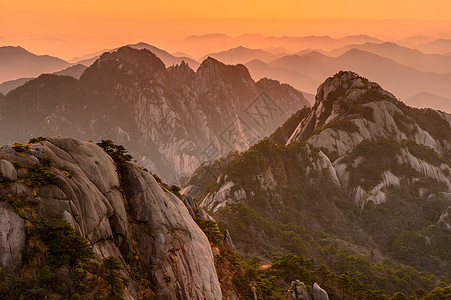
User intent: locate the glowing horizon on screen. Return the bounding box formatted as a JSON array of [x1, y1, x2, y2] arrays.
[[1, 0, 451, 59]]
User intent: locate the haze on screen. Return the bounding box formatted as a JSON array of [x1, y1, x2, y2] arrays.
[[1, 0, 451, 59]]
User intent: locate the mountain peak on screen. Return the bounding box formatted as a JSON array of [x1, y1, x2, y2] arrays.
[[80, 46, 166, 85], [315, 70, 395, 106]]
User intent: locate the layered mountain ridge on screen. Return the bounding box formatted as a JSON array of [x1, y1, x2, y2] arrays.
[[0, 46, 309, 182]]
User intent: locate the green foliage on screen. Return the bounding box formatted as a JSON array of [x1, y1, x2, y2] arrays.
[[151, 173, 182, 198], [13, 161, 25, 168], [195, 217, 224, 247], [0, 176, 13, 183], [12, 142, 29, 152], [343, 138, 402, 190], [322, 119, 359, 133], [398, 104, 451, 143], [29, 161, 59, 187], [96, 139, 133, 165], [402, 140, 448, 166], [34, 219, 94, 268], [101, 256, 129, 298], [29, 136, 48, 144], [347, 104, 375, 121], [270, 107, 311, 144], [39, 156, 53, 167]]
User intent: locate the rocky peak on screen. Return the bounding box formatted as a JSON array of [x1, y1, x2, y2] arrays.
[[166, 60, 196, 88], [80, 46, 166, 88], [194, 56, 254, 94]]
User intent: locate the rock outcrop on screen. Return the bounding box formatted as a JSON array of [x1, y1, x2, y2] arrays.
[[0, 137, 221, 299], [286, 280, 329, 300]]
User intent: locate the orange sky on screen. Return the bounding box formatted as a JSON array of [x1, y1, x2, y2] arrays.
[[1, 0, 451, 59]]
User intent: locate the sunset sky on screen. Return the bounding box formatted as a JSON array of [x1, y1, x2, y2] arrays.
[[1, 0, 451, 59]]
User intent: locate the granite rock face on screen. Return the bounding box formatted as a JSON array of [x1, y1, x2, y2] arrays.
[[0, 201, 26, 271], [0, 137, 221, 299]]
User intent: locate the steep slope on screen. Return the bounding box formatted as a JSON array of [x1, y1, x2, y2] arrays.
[[184, 71, 451, 294], [0, 46, 309, 182], [0, 137, 221, 299], [0, 46, 70, 83]]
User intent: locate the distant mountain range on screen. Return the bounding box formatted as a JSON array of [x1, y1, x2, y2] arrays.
[[201, 46, 286, 64], [2, 37, 451, 113], [417, 38, 451, 54], [327, 42, 451, 74], [0, 64, 87, 94], [246, 49, 451, 111], [407, 92, 451, 112], [0, 46, 70, 82], [164, 33, 383, 57]]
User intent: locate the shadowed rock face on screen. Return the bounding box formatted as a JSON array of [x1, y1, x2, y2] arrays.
[[0, 46, 309, 182], [0, 137, 221, 299]]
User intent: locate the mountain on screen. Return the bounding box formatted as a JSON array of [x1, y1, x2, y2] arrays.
[[0, 77, 34, 95], [164, 33, 383, 57], [245, 59, 320, 97], [75, 42, 200, 69], [407, 92, 451, 112], [184, 71, 451, 295], [0, 46, 309, 182], [0, 64, 87, 95], [328, 42, 451, 74], [202, 46, 284, 64], [0, 137, 222, 299], [264, 49, 451, 109], [396, 35, 436, 47], [418, 38, 451, 54], [0, 46, 70, 83], [53, 63, 87, 78]]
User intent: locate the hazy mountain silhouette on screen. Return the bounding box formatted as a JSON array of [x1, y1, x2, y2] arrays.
[[245, 59, 319, 101], [75, 42, 200, 69], [165, 33, 382, 57], [328, 42, 451, 74], [0, 64, 87, 94], [407, 92, 451, 112], [396, 35, 435, 47], [418, 38, 451, 54], [258, 49, 451, 108], [0, 78, 33, 94], [53, 64, 87, 77], [0, 46, 70, 82], [201, 46, 284, 64]]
